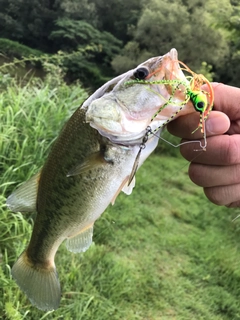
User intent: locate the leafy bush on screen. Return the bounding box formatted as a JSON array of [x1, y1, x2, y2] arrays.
[[0, 38, 43, 58]]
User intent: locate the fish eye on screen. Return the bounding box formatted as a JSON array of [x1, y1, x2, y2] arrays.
[[133, 67, 149, 80]]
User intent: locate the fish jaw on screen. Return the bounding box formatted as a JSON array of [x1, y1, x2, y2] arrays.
[[85, 48, 194, 144]]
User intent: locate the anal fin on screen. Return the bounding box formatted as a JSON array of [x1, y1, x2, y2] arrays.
[[65, 224, 94, 253]]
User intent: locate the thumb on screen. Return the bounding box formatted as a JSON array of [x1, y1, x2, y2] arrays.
[[212, 83, 240, 121], [228, 120, 240, 135], [205, 111, 230, 135]]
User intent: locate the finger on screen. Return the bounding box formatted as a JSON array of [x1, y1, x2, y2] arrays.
[[211, 83, 240, 121], [188, 163, 240, 187], [204, 183, 240, 206], [228, 121, 240, 135], [167, 111, 230, 139], [168, 82, 238, 138], [180, 134, 240, 165], [226, 200, 240, 208], [211, 83, 240, 135]]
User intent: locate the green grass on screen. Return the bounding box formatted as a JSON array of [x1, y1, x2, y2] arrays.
[[1, 74, 240, 320]]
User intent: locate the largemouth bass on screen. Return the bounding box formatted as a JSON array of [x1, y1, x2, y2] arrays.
[[6, 48, 196, 311]]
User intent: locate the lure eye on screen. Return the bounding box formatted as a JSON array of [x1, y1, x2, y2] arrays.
[[191, 92, 208, 112], [196, 101, 205, 112], [133, 67, 149, 80]]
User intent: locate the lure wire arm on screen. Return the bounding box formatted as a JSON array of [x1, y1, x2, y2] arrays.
[[128, 126, 151, 186]]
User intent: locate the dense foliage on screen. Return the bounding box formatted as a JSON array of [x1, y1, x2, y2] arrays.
[[0, 0, 240, 88]]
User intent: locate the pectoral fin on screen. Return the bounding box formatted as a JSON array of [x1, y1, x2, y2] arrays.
[[111, 175, 136, 205], [65, 224, 94, 253], [6, 171, 41, 212], [67, 152, 107, 177], [122, 176, 135, 195]]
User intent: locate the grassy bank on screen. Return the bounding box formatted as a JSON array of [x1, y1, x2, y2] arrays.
[[1, 75, 240, 320]]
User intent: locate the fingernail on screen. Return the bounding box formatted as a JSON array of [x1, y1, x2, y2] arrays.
[[206, 114, 230, 134]]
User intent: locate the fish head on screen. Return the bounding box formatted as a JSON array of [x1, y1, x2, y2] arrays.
[[85, 48, 194, 144]]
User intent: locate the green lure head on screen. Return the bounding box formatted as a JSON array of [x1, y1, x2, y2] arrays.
[[189, 90, 208, 113]]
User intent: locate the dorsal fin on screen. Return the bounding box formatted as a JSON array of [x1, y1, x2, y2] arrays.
[[6, 171, 41, 212]]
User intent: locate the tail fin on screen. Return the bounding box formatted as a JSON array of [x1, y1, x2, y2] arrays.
[[11, 251, 61, 311]]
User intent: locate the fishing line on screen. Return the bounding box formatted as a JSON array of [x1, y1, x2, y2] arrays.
[[151, 129, 206, 181], [155, 131, 240, 224], [232, 215, 240, 222], [157, 133, 207, 151], [149, 126, 207, 151], [127, 62, 240, 226]]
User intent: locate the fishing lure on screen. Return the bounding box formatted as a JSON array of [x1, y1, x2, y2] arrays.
[[177, 60, 214, 135], [126, 62, 214, 138], [126, 62, 214, 184]]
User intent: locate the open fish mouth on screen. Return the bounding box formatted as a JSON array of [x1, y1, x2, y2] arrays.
[[127, 48, 187, 89], [170, 48, 178, 60], [85, 48, 191, 145], [165, 48, 187, 81]]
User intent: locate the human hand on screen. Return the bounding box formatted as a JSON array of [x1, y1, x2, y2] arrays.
[[167, 83, 240, 207]]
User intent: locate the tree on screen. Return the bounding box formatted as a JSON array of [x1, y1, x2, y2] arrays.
[[49, 17, 122, 86], [0, 0, 58, 51], [217, 1, 240, 85], [90, 0, 144, 43], [112, 0, 231, 81], [0, 0, 123, 87]]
